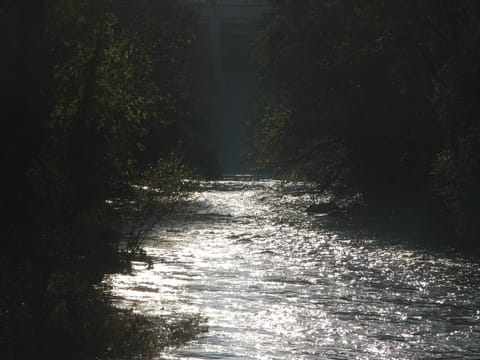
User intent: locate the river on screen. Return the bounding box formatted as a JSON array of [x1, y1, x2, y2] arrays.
[[110, 177, 480, 359]]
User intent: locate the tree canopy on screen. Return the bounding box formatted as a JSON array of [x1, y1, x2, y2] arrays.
[[252, 0, 480, 243], [0, 1, 209, 358]]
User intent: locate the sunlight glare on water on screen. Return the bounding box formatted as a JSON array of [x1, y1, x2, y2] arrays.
[[109, 177, 480, 359]]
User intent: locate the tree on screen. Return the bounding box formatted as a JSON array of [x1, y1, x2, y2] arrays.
[[0, 1, 206, 358], [253, 0, 480, 243]]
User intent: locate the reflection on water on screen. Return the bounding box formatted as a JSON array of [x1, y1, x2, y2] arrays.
[[109, 177, 480, 359]]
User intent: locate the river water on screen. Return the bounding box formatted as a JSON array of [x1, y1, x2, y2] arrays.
[[110, 177, 480, 359]]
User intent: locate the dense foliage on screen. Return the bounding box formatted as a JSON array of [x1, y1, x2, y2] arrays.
[[0, 1, 209, 358], [251, 0, 480, 245]]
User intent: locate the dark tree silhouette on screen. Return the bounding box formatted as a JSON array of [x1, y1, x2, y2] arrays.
[[251, 0, 480, 245]]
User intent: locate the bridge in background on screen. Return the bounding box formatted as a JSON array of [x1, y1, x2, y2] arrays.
[[187, 0, 268, 172]]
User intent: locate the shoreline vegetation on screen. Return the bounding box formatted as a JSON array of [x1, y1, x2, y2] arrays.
[[250, 0, 480, 252], [1, 1, 212, 358]]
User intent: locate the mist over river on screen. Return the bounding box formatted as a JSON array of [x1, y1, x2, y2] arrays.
[[109, 177, 480, 359]]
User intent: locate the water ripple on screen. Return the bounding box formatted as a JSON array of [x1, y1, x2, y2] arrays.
[[108, 179, 480, 359]]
